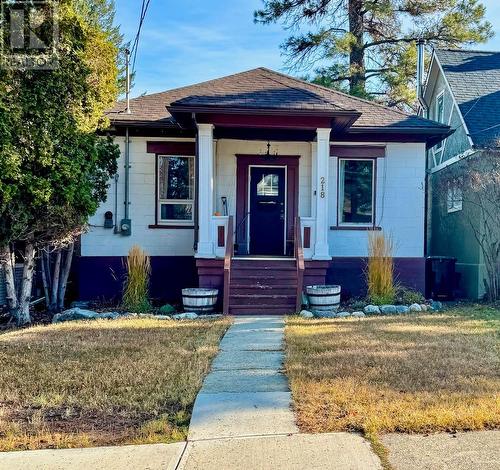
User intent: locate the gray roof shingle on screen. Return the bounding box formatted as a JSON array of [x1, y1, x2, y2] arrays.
[[107, 67, 447, 132], [435, 49, 500, 147]]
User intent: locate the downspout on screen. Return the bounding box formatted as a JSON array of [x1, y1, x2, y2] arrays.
[[120, 127, 132, 236], [124, 127, 130, 220]]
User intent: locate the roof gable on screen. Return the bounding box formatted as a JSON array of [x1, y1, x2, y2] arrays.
[[435, 49, 500, 147]]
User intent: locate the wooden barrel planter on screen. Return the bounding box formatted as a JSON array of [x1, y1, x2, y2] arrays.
[[182, 288, 219, 314], [306, 285, 341, 313]]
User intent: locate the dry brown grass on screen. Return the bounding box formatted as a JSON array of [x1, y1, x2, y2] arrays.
[[286, 305, 500, 437], [0, 317, 231, 451]]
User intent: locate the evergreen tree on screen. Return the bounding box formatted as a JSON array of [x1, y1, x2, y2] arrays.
[[255, 0, 492, 107]]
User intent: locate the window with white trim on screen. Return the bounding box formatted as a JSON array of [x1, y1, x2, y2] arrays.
[[158, 155, 195, 224], [338, 159, 375, 225], [433, 92, 445, 164], [447, 178, 463, 213]]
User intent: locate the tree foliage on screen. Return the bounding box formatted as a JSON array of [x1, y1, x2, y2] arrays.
[[255, 0, 493, 108], [0, 0, 121, 323]]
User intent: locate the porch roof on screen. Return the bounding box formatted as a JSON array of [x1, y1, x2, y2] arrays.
[[107, 67, 450, 144]]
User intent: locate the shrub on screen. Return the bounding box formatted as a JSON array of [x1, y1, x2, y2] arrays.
[[366, 232, 396, 305], [396, 287, 425, 305], [122, 245, 152, 313], [158, 303, 176, 315]]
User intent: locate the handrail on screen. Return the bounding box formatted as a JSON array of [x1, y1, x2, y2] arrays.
[[234, 211, 250, 253], [223, 216, 234, 315], [294, 217, 305, 312]]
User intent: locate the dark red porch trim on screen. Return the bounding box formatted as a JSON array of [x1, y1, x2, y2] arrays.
[[147, 141, 196, 155], [330, 145, 385, 158], [235, 155, 300, 255]]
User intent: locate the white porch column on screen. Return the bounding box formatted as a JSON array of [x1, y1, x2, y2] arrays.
[[196, 123, 215, 258], [313, 128, 332, 260]]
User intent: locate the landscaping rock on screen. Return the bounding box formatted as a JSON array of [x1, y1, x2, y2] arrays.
[[154, 315, 172, 320], [396, 305, 410, 314], [420, 304, 428, 312], [336, 311, 350, 318], [380, 305, 398, 315], [314, 311, 338, 319], [364, 305, 381, 315], [352, 311, 365, 318], [299, 310, 314, 319], [53, 309, 124, 323], [409, 303, 422, 312], [95, 312, 120, 320], [430, 300, 443, 312], [173, 312, 199, 320], [52, 308, 99, 323]]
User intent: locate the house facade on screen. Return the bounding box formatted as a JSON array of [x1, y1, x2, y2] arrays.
[[422, 49, 500, 299], [79, 68, 449, 313]]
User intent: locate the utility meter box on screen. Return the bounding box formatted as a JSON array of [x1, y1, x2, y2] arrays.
[[120, 219, 132, 236]]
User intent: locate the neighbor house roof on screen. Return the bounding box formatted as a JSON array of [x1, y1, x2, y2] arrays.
[[107, 67, 448, 134], [435, 49, 500, 147]]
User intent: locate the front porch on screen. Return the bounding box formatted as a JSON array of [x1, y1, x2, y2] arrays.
[[192, 122, 334, 314]]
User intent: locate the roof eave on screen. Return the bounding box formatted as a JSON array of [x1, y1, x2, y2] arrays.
[[167, 104, 360, 118]]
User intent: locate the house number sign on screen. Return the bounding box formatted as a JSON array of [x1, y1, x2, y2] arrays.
[[320, 177, 326, 198]]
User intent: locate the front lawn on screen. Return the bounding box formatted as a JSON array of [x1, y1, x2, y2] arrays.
[[0, 317, 231, 451], [286, 305, 500, 437]]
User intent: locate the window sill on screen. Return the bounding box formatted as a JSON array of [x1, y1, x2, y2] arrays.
[[447, 208, 462, 214], [148, 224, 195, 229], [330, 225, 381, 231]]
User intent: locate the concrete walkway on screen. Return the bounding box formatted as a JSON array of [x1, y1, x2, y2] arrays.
[[188, 316, 298, 440]]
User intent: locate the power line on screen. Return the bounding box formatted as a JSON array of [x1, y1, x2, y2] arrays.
[[130, 0, 152, 73]]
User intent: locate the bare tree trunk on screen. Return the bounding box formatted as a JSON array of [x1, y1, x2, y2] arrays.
[[41, 249, 50, 308], [17, 240, 35, 326], [50, 249, 61, 312], [57, 243, 74, 311], [0, 244, 19, 319], [348, 0, 366, 95]]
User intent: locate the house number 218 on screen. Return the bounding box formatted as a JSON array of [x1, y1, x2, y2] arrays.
[[320, 177, 326, 198]]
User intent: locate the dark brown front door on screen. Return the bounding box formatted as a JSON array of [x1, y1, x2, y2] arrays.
[[249, 167, 286, 256]]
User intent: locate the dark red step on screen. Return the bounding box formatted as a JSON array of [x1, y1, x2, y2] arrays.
[[229, 305, 298, 315]]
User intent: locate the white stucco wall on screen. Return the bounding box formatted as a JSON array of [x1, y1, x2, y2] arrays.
[[82, 137, 426, 259], [329, 142, 426, 258], [82, 136, 195, 257]]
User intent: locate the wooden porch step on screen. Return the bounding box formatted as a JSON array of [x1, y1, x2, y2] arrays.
[[229, 305, 297, 315], [231, 262, 296, 270], [231, 270, 297, 280], [229, 294, 296, 306], [230, 284, 297, 295]]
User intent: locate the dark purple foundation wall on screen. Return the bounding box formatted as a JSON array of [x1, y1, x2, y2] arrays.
[[326, 257, 425, 299], [77, 256, 198, 304]]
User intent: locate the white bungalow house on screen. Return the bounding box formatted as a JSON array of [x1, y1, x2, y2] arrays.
[[79, 68, 450, 314]]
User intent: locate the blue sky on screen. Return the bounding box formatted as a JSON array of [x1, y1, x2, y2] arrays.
[[114, 0, 500, 97]]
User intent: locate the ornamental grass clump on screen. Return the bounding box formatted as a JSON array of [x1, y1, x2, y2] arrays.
[[122, 245, 152, 313], [367, 232, 396, 305]]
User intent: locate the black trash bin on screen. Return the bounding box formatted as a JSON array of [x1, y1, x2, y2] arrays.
[[426, 256, 457, 300]]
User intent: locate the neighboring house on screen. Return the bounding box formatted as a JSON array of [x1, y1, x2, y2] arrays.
[[422, 49, 500, 299], [79, 68, 449, 313]]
